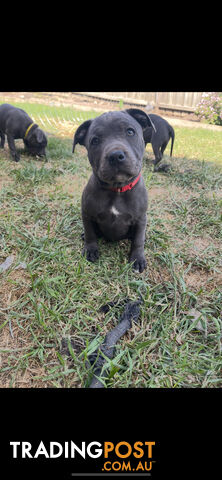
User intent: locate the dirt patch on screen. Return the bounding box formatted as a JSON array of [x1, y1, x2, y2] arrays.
[[0, 174, 13, 190], [172, 233, 221, 255], [191, 237, 214, 252], [148, 187, 168, 199], [0, 366, 47, 388], [55, 173, 87, 197], [0, 330, 53, 387], [36, 172, 88, 202], [149, 184, 199, 202], [147, 265, 172, 285], [0, 269, 31, 308], [184, 269, 222, 290], [0, 268, 59, 388], [206, 190, 222, 199]]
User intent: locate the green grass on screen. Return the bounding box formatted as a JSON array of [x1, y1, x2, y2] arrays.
[[171, 126, 222, 165], [0, 97, 221, 164], [0, 98, 101, 136], [0, 103, 222, 388]]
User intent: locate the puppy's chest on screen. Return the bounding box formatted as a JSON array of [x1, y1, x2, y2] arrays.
[[110, 205, 121, 217], [97, 200, 132, 225]]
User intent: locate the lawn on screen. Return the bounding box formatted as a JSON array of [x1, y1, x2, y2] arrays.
[[0, 102, 222, 388]]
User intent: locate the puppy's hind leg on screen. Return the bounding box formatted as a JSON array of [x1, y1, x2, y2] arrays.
[[0, 131, 5, 148], [160, 140, 168, 156], [153, 142, 171, 173], [158, 140, 172, 172], [152, 144, 163, 172]]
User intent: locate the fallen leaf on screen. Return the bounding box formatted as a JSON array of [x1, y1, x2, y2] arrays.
[[186, 308, 206, 333], [0, 255, 15, 272]]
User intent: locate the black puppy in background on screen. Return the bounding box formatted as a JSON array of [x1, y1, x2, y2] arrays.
[[143, 113, 175, 171], [0, 103, 47, 162]]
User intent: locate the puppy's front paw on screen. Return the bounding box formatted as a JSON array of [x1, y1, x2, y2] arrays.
[[82, 244, 99, 263], [130, 252, 147, 273]]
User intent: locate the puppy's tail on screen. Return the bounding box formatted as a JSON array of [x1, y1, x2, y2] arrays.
[[72, 137, 76, 154], [169, 126, 175, 157]]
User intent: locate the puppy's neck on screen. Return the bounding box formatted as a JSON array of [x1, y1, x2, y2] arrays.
[[93, 172, 141, 193]]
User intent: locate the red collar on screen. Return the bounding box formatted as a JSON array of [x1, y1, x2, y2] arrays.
[[109, 173, 141, 193]]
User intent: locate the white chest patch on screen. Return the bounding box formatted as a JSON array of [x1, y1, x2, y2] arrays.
[[110, 205, 120, 216]]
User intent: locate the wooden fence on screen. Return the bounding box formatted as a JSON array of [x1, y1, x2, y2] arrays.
[[78, 92, 203, 112], [105, 92, 203, 111]]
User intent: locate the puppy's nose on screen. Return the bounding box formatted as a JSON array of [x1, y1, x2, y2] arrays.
[[108, 150, 125, 164]]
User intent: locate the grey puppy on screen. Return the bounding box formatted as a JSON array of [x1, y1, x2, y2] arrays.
[[73, 108, 155, 272], [0, 103, 47, 162], [143, 113, 175, 171]]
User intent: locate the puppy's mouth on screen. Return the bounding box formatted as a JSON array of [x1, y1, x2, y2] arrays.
[[98, 170, 136, 186], [28, 150, 46, 157], [98, 161, 139, 186]]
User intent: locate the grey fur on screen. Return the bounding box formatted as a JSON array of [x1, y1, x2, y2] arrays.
[[73, 109, 155, 272]]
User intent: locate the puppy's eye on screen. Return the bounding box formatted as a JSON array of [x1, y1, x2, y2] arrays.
[[91, 136, 99, 145], [127, 128, 135, 136]]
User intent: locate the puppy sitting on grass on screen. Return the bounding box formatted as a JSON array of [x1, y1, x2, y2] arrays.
[[73, 108, 155, 272]]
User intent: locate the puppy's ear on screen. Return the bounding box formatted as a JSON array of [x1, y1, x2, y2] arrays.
[[36, 128, 45, 143], [125, 108, 156, 133], [72, 120, 92, 153]]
